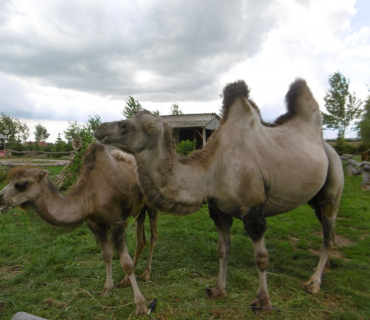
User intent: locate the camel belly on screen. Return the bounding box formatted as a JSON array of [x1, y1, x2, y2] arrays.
[[263, 173, 326, 216]]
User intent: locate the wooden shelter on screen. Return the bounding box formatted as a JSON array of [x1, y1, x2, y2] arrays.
[[161, 113, 220, 149]]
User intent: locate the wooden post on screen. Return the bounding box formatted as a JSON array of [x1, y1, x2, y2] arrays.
[[11, 312, 48, 320], [202, 127, 206, 147]]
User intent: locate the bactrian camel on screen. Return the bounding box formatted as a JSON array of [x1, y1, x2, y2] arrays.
[[94, 79, 344, 314], [0, 143, 159, 315]]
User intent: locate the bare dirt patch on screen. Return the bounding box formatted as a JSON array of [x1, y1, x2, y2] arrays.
[[0, 264, 23, 280]]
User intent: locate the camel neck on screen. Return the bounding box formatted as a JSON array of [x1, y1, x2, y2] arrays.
[[135, 143, 209, 215], [33, 178, 87, 226]]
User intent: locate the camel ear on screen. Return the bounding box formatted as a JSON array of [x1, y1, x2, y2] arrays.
[[37, 170, 49, 182], [146, 123, 159, 133]]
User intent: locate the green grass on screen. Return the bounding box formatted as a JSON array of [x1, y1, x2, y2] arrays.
[[0, 166, 369, 319]]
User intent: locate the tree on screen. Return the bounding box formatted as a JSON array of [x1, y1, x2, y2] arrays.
[[122, 96, 142, 118], [0, 113, 30, 146], [34, 124, 50, 143], [322, 71, 362, 138], [64, 115, 102, 145], [356, 88, 370, 147], [171, 103, 183, 115], [62, 115, 102, 189]]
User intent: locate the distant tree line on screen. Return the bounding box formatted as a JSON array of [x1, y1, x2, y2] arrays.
[[1, 80, 370, 158]]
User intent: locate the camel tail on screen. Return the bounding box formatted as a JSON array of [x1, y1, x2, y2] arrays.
[[275, 79, 322, 127]]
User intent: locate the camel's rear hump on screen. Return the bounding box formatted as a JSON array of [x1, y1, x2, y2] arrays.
[[275, 79, 322, 128]]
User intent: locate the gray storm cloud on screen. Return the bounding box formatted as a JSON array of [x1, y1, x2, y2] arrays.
[[0, 0, 280, 104]]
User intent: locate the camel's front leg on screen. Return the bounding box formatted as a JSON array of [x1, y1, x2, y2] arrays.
[[113, 224, 148, 316], [140, 207, 158, 282], [243, 206, 273, 315], [206, 205, 233, 299]]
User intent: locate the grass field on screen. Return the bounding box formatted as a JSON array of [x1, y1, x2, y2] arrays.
[[0, 165, 369, 319]]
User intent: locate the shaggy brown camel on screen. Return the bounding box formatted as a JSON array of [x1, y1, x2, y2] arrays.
[[0, 143, 159, 316], [94, 79, 343, 314]]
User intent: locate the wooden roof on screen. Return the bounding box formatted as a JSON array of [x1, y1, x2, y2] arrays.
[[161, 113, 220, 130]]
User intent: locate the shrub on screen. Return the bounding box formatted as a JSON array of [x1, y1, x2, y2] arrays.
[[333, 137, 358, 155], [176, 139, 196, 156]]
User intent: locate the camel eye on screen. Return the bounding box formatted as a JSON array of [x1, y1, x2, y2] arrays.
[[15, 181, 28, 192], [146, 123, 159, 133]]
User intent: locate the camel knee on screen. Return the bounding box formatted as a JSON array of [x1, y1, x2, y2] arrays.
[[217, 243, 230, 259], [102, 251, 113, 263], [255, 251, 269, 271], [151, 232, 158, 245], [120, 255, 134, 275]]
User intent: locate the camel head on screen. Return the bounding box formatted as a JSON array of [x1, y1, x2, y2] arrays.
[[94, 111, 163, 154], [0, 167, 48, 212]]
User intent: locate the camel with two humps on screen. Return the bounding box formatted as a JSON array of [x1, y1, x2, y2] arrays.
[[94, 79, 343, 314]]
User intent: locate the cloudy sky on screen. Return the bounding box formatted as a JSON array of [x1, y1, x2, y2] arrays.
[[1, 0, 369, 142]]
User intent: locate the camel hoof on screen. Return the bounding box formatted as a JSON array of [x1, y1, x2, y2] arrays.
[[99, 288, 112, 296], [117, 276, 131, 288], [206, 287, 227, 300], [303, 280, 321, 294], [140, 271, 151, 282], [249, 298, 273, 315], [135, 301, 148, 316]]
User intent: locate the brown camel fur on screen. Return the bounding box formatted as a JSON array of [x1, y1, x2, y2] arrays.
[[94, 79, 344, 314], [0, 143, 159, 316]]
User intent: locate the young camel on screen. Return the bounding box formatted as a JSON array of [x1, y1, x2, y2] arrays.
[[94, 79, 344, 314], [0, 143, 159, 316]]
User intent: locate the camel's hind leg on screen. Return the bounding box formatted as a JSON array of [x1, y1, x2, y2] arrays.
[[305, 195, 341, 293], [304, 142, 343, 294], [206, 203, 233, 299], [140, 207, 158, 281], [113, 222, 148, 316], [117, 206, 159, 288], [117, 207, 147, 288], [87, 222, 114, 295]]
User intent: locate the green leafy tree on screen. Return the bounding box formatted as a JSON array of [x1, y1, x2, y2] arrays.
[[322, 71, 362, 138], [171, 103, 183, 115], [122, 96, 142, 118], [62, 115, 102, 189], [63, 115, 101, 145], [356, 88, 370, 148], [64, 121, 81, 144], [34, 124, 50, 143], [0, 113, 30, 147], [53, 133, 71, 155], [153, 110, 161, 116]]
